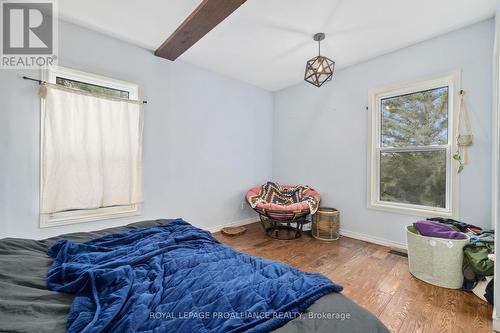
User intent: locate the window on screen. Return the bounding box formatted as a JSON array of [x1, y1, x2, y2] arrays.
[[40, 66, 143, 227], [368, 73, 460, 217], [55, 77, 130, 99]]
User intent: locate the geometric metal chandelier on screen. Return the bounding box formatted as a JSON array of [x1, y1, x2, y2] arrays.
[[304, 33, 335, 87]]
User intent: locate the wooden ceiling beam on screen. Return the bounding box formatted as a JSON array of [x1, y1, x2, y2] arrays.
[[155, 0, 247, 61]]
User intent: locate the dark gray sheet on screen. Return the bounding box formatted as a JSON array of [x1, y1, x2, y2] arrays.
[[0, 220, 388, 333]]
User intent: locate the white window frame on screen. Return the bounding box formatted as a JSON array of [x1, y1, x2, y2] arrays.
[[40, 66, 142, 228], [367, 71, 460, 218]]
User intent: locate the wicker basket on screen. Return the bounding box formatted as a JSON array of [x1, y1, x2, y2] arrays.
[[312, 207, 340, 241]]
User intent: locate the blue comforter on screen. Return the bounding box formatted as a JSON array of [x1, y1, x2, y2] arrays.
[[47, 219, 342, 333]]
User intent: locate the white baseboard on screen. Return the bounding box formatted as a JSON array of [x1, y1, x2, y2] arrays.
[[207, 221, 408, 252], [493, 307, 500, 332], [340, 228, 407, 252], [206, 217, 258, 233]]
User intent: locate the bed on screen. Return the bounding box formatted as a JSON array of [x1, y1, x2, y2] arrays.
[[0, 219, 388, 333]]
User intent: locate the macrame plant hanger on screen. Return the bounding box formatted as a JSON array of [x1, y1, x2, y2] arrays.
[[457, 90, 473, 165]]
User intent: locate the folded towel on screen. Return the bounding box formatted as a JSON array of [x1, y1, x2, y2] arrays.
[[414, 220, 468, 240]]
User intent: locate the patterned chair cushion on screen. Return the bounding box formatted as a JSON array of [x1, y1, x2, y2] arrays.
[[246, 182, 320, 216]]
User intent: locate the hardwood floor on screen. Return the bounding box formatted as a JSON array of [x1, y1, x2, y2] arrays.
[[213, 222, 493, 333]]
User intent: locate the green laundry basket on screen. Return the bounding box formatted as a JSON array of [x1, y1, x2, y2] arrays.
[[406, 225, 469, 289]]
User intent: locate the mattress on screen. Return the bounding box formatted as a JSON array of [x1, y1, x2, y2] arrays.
[[0, 219, 388, 333]]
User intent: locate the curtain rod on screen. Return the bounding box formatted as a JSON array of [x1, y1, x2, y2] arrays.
[[22, 76, 148, 104]]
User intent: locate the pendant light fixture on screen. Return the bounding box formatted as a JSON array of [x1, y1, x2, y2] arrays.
[[304, 33, 335, 87]]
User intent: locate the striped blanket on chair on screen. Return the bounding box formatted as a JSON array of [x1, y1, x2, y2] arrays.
[[248, 182, 320, 214]]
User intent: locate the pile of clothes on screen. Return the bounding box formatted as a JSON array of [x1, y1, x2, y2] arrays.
[[413, 218, 494, 305]]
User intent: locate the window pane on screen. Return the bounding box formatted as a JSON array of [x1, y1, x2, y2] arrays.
[[380, 150, 446, 208], [381, 87, 448, 147], [56, 77, 130, 99]]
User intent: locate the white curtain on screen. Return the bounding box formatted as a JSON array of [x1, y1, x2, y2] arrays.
[[41, 85, 144, 214]]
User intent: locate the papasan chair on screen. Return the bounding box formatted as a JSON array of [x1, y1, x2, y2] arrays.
[[246, 181, 321, 240]]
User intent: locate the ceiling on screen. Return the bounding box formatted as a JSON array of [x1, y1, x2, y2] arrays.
[[59, 0, 496, 91]]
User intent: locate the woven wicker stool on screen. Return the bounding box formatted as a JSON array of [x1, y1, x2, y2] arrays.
[[312, 207, 340, 241]]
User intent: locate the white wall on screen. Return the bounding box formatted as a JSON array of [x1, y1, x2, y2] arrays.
[[273, 19, 494, 246], [0, 21, 272, 239], [492, 4, 500, 330]]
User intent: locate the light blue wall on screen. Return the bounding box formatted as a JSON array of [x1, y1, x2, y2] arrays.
[[1, 19, 494, 243], [273, 19, 494, 246], [0, 21, 271, 239]]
